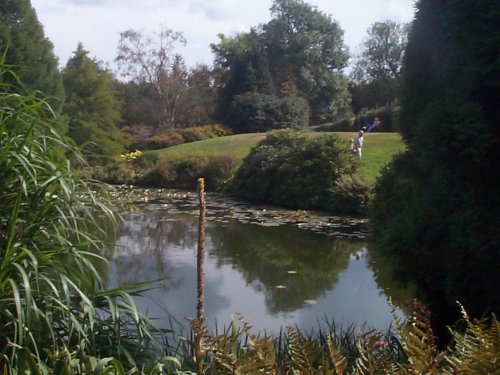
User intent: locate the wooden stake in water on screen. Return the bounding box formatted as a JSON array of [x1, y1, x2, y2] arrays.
[[194, 178, 207, 374], [196, 178, 206, 323]]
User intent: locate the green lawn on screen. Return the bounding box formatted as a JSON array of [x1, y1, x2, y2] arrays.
[[147, 132, 405, 185], [338, 132, 406, 184]]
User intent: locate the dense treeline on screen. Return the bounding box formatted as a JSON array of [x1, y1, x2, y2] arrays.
[[371, 0, 500, 336], [1, 0, 408, 165]]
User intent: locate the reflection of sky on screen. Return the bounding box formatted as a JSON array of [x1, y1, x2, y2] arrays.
[[105, 211, 407, 335], [293, 251, 405, 333]]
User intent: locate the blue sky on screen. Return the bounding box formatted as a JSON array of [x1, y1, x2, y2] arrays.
[[31, 0, 416, 70]]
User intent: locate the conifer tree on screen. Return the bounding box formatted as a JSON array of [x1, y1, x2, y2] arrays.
[[372, 0, 500, 334], [62, 44, 129, 163], [0, 0, 64, 104]]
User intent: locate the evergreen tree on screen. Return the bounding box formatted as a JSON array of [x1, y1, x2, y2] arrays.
[[0, 0, 64, 105], [62, 44, 129, 163], [371, 0, 500, 335]]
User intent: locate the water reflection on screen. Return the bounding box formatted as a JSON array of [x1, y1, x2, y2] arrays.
[[208, 220, 357, 313], [103, 196, 410, 334]]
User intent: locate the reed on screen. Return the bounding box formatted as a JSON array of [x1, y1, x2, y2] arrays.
[[0, 63, 159, 373]]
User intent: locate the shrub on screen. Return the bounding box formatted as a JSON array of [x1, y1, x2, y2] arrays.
[[230, 129, 357, 212], [142, 153, 235, 191], [134, 152, 159, 169], [316, 104, 401, 132], [144, 124, 233, 150], [147, 132, 185, 149], [227, 92, 310, 133], [178, 124, 227, 142], [202, 155, 236, 191], [329, 175, 373, 215]]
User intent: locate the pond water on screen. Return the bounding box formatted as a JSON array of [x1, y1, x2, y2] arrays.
[[103, 187, 414, 335]]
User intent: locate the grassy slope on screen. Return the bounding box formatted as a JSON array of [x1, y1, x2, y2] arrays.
[[148, 132, 406, 185]]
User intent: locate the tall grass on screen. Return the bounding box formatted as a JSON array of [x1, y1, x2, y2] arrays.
[[0, 65, 159, 372]]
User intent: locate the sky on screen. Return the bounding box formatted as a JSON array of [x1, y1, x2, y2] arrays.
[[31, 0, 417, 71]]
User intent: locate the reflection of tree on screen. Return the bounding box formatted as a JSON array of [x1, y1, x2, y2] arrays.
[[102, 209, 232, 327], [106, 210, 198, 288], [366, 243, 417, 314], [208, 220, 360, 313]]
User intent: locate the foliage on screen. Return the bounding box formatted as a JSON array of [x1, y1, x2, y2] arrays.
[[177, 64, 219, 127], [212, 0, 352, 129], [180, 124, 233, 142], [349, 80, 399, 116], [227, 92, 309, 133], [264, 0, 351, 123], [147, 132, 186, 150], [212, 30, 275, 121], [443, 308, 500, 374], [0, 65, 160, 372], [143, 152, 235, 191], [230, 129, 357, 212], [351, 21, 409, 86], [316, 104, 401, 133], [171, 301, 499, 374], [0, 0, 64, 108], [117, 64, 219, 132], [329, 175, 372, 216], [115, 26, 189, 128], [145, 124, 233, 150], [62, 43, 130, 164], [371, 0, 500, 332]]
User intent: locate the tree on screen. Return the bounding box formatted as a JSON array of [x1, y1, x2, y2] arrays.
[[351, 21, 409, 86], [62, 44, 129, 163], [178, 64, 218, 126], [0, 0, 63, 99], [349, 21, 409, 114], [116, 26, 188, 128], [0, 0, 65, 128], [371, 0, 500, 336], [211, 29, 275, 121], [212, 0, 352, 129], [264, 0, 351, 123], [227, 92, 309, 133]]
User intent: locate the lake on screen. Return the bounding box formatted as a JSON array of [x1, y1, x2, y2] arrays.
[[103, 187, 414, 335]]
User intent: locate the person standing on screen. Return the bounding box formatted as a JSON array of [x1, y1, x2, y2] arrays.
[[353, 130, 364, 159]]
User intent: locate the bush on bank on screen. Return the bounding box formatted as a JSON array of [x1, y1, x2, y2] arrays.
[[144, 123, 233, 150], [229, 129, 367, 214], [141, 152, 236, 191]]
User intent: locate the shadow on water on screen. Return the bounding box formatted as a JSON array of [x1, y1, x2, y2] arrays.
[[100, 186, 415, 334]]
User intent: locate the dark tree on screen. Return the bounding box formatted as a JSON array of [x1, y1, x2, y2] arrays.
[[212, 29, 275, 121], [371, 0, 500, 337], [0, 0, 63, 104]]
